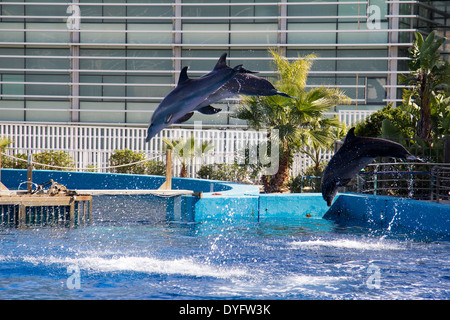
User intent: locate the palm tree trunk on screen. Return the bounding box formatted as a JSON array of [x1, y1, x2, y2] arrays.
[[417, 76, 432, 139], [263, 146, 291, 193], [180, 163, 188, 178]]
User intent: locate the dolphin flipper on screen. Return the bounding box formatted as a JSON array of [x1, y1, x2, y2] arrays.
[[175, 112, 194, 124], [197, 105, 222, 114]]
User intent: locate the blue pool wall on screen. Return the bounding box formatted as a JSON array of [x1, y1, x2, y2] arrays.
[[325, 193, 450, 238], [1, 169, 449, 237]]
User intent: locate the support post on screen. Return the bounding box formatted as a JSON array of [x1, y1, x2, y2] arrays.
[[158, 149, 172, 190], [27, 154, 33, 193]]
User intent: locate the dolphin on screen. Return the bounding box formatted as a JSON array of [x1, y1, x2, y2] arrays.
[[175, 73, 296, 123], [321, 127, 420, 206], [146, 53, 246, 142]]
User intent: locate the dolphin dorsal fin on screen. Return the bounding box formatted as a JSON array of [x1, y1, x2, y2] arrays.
[[344, 127, 357, 143], [178, 66, 190, 85], [213, 53, 228, 70]]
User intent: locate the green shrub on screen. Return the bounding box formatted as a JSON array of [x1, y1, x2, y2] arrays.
[[197, 163, 256, 183], [1, 153, 27, 169], [109, 149, 165, 175], [1, 151, 75, 171], [288, 163, 325, 193], [33, 150, 75, 170]]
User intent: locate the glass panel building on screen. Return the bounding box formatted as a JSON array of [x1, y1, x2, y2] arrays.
[[0, 1, 448, 128]]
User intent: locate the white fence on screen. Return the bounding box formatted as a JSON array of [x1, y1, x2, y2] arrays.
[[0, 110, 375, 178]]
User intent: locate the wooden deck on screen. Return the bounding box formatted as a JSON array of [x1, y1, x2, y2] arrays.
[[0, 192, 92, 228]]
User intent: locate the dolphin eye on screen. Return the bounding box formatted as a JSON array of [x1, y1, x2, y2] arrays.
[[165, 114, 173, 123]]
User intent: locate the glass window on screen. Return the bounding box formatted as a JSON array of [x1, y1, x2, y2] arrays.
[[126, 102, 157, 124], [80, 49, 125, 72], [337, 49, 387, 72], [336, 76, 365, 101], [26, 23, 69, 43], [288, 23, 336, 44], [80, 75, 102, 97], [338, 22, 388, 44], [0, 22, 24, 42], [1, 74, 24, 99], [25, 2, 68, 23], [81, 23, 125, 43], [182, 24, 229, 45], [288, 0, 338, 23], [127, 24, 172, 44], [0, 48, 24, 68], [127, 0, 172, 18], [26, 74, 70, 96], [127, 49, 172, 72], [80, 102, 125, 123], [126, 75, 172, 99], [288, 49, 336, 74], [26, 48, 69, 69], [182, 0, 229, 20], [103, 75, 125, 99], [231, 49, 272, 73], [230, 23, 277, 45], [26, 101, 71, 122], [182, 49, 228, 73], [0, 101, 24, 121]]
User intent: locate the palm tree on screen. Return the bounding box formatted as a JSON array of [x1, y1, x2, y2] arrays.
[[163, 137, 214, 177], [235, 50, 350, 193], [399, 31, 449, 140]]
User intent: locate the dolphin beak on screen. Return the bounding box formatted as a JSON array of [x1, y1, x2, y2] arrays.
[[146, 124, 156, 142], [407, 155, 423, 162]]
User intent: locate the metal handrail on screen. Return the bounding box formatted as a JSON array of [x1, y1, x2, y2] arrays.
[[357, 162, 450, 202]]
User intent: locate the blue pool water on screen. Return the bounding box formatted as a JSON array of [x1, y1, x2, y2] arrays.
[[0, 195, 448, 300]]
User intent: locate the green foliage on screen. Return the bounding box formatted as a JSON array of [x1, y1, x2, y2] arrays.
[[109, 149, 165, 175], [398, 31, 450, 139], [0, 137, 13, 150], [234, 50, 349, 192], [197, 163, 256, 183], [2, 151, 75, 170], [33, 151, 75, 170], [1, 153, 27, 169], [287, 162, 325, 193], [163, 137, 214, 177], [355, 104, 415, 138], [235, 50, 349, 150]]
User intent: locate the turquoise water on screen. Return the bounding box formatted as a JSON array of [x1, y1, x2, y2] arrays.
[[0, 196, 449, 300]]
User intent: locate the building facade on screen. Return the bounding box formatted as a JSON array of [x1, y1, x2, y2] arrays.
[[0, 0, 448, 129]]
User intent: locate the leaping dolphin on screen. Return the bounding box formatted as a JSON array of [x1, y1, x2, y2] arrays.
[[146, 53, 246, 142], [321, 127, 420, 206], [175, 73, 296, 123]]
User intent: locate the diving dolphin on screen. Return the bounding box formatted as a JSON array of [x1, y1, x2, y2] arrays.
[[146, 53, 246, 142], [321, 127, 420, 206], [175, 73, 296, 123]]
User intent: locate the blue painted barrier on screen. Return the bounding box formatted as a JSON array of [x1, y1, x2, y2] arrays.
[[325, 193, 450, 239], [1, 169, 448, 239]]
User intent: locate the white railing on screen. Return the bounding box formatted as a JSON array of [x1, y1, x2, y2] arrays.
[[0, 110, 374, 178], [0, 122, 268, 178]]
